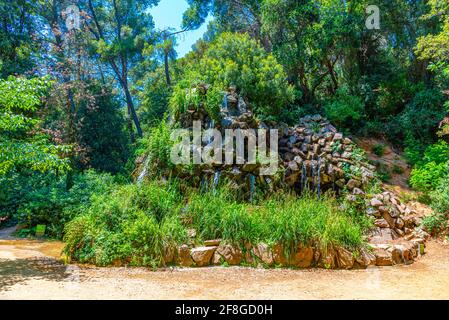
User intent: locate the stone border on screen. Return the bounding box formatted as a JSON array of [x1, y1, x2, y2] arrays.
[[165, 239, 426, 269]]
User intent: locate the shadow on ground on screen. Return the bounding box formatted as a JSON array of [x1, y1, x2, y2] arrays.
[[0, 257, 69, 292]]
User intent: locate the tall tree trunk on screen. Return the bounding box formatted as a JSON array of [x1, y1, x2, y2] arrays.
[[164, 49, 171, 86], [121, 76, 143, 139]]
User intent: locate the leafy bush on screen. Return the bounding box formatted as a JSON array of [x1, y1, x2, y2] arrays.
[[430, 173, 449, 216], [170, 32, 294, 122], [400, 88, 445, 149], [324, 87, 364, 130], [63, 181, 187, 266], [372, 144, 386, 157], [0, 76, 70, 175], [188, 189, 370, 252], [410, 141, 449, 191], [0, 170, 117, 238]]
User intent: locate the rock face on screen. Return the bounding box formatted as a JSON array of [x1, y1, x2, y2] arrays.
[[190, 247, 216, 267], [279, 115, 375, 195], [215, 244, 243, 265], [177, 245, 194, 267], [359, 191, 424, 243]]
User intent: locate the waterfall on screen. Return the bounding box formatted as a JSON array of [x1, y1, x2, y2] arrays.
[[301, 162, 307, 192], [212, 170, 221, 191], [249, 174, 256, 202], [137, 156, 150, 185], [311, 160, 317, 191], [222, 92, 228, 111], [317, 157, 322, 198], [206, 119, 215, 145]]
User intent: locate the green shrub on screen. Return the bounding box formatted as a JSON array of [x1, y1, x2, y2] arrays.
[[400, 88, 445, 149], [0, 170, 117, 238], [170, 32, 294, 122], [188, 189, 369, 253], [372, 144, 386, 157], [63, 181, 188, 266], [410, 141, 449, 191], [421, 213, 448, 236], [324, 87, 364, 130], [430, 178, 449, 214]]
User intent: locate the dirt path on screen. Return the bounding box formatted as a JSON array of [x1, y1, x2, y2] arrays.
[[1, 230, 449, 299]]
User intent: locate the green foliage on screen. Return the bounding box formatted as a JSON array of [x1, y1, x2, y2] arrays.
[[63, 181, 187, 266], [420, 168, 449, 236], [410, 141, 449, 191], [145, 120, 175, 173], [324, 87, 364, 130], [72, 83, 130, 174], [170, 83, 222, 122], [171, 32, 294, 121], [0, 77, 70, 175], [0, 170, 117, 238], [372, 144, 386, 157], [188, 189, 369, 252], [400, 89, 446, 152]]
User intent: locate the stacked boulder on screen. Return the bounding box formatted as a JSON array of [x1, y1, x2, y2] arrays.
[[279, 115, 376, 193]]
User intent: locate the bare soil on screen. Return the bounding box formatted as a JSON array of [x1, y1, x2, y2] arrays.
[[2, 229, 449, 300]]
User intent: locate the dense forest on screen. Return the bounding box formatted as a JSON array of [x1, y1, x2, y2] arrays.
[[0, 0, 448, 267]]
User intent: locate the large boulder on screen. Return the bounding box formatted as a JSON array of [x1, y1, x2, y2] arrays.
[[190, 246, 216, 267]]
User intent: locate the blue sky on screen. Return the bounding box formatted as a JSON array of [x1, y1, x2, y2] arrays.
[[150, 0, 211, 57]]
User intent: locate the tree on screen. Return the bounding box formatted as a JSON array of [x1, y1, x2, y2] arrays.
[[415, 0, 449, 83], [170, 32, 294, 121], [0, 76, 70, 175], [82, 0, 160, 139], [0, 0, 43, 77]]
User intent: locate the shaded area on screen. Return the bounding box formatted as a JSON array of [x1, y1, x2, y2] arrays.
[[0, 257, 69, 292]]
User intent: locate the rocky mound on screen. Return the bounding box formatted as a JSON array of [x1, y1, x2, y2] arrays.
[[135, 85, 429, 268]]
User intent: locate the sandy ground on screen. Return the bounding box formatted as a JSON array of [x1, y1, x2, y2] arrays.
[[1, 229, 449, 300]]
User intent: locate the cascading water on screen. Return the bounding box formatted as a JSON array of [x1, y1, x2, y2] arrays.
[[222, 92, 228, 111], [311, 159, 317, 191], [317, 157, 322, 198], [137, 156, 150, 184], [213, 170, 221, 191], [301, 162, 307, 192], [249, 174, 256, 202]]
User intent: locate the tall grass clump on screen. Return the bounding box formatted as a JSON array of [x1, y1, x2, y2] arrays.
[[64, 181, 188, 267], [188, 188, 370, 253]]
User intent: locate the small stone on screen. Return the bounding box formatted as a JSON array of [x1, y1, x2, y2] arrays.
[[374, 248, 393, 266], [346, 179, 361, 190], [177, 245, 194, 267], [389, 246, 404, 265], [333, 133, 343, 141], [370, 198, 383, 207], [191, 246, 216, 267], [395, 218, 405, 229], [216, 244, 243, 265], [354, 248, 376, 268], [352, 188, 365, 195], [212, 252, 223, 265], [381, 212, 396, 229], [375, 219, 390, 228], [341, 151, 352, 159], [291, 246, 314, 268], [336, 247, 354, 269], [163, 246, 175, 265], [252, 243, 274, 266]]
